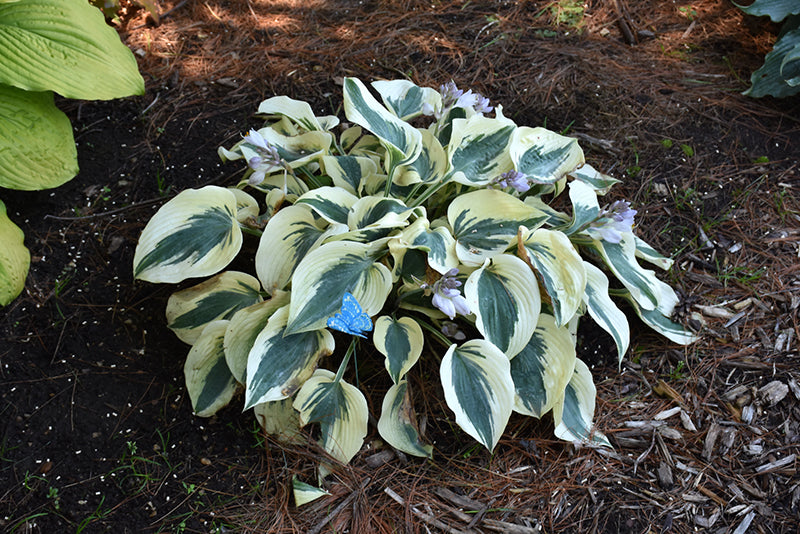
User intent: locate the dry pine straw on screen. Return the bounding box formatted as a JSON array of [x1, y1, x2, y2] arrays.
[[115, 1, 800, 532]]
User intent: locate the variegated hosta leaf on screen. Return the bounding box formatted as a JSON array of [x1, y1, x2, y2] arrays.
[[511, 313, 577, 418], [340, 125, 363, 152], [518, 227, 587, 327], [394, 129, 448, 186], [295, 186, 359, 226], [569, 164, 621, 195], [440, 340, 514, 451], [524, 196, 571, 227], [166, 271, 263, 345], [244, 305, 335, 409], [398, 216, 458, 274], [377, 380, 433, 458], [184, 320, 239, 417], [343, 77, 423, 171], [371, 79, 441, 121], [582, 262, 630, 364], [347, 196, 412, 235], [257, 95, 325, 132], [0, 199, 30, 306], [249, 169, 309, 201], [224, 291, 291, 384], [285, 241, 392, 334], [633, 235, 674, 270], [293, 369, 369, 468], [228, 188, 259, 223], [255, 204, 330, 294], [373, 316, 424, 383], [447, 114, 516, 186], [388, 241, 429, 284], [321, 155, 378, 195], [593, 234, 678, 313], [448, 189, 547, 266], [292, 477, 330, 507], [509, 127, 584, 184], [623, 291, 699, 345], [254, 398, 304, 444], [253, 128, 333, 169], [562, 179, 601, 235], [553, 359, 611, 447], [464, 255, 540, 358], [133, 186, 242, 283]]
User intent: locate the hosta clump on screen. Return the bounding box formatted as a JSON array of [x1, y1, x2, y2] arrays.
[[133, 78, 696, 475]]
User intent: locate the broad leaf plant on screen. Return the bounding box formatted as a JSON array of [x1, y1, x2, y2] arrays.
[[134, 78, 697, 478]]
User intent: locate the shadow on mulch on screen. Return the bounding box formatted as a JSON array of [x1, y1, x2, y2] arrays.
[[1, 1, 799, 532]]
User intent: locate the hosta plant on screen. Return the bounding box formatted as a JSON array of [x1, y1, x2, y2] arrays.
[[134, 78, 696, 478]]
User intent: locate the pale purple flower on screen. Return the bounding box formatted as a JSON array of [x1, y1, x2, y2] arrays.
[[473, 94, 493, 114], [493, 170, 530, 193], [243, 129, 282, 185], [438, 81, 493, 116], [588, 200, 637, 243], [430, 268, 470, 319], [441, 321, 466, 341]]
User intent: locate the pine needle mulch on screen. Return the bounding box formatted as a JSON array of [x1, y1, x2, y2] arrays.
[[119, 1, 799, 532]]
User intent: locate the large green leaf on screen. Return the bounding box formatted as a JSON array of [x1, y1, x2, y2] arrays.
[[447, 114, 516, 186], [510, 313, 577, 418], [553, 359, 611, 447], [293, 369, 369, 470], [743, 26, 800, 97], [343, 77, 422, 172], [285, 241, 392, 334], [736, 0, 800, 22], [0, 198, 29, 305], [166, 271, 263, 345], [509, 127, 584, 184], [184, 320, 240, 417], [440, 340, 514, 451], [582, 262, 630, 364], [255, 204, 330, 294], [224, 292, 290, 384], [373, 316, 424, 383], [133, 186, 242, 284], [464, 255, 540, 358], [295, 186, 359, 226], [377, 380, 433, 458], [518, 227, 587, 327], [0, 0, 144, 99], [0, 85, 77, 190], [448, 189, 547, 266], [244, 305, 335, 409]]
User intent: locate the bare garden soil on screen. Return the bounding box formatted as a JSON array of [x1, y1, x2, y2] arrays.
[[1, 1, 799, 532]]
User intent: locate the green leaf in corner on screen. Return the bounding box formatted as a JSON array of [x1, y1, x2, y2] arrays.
[[0, 199, 30, 305], [293, 369, 369, 471], [184, 320, 240, 417], [553, 359, 611, 447], [0, 85, 78, 190], [166, 271, 263, 345], [0, 0, 144, 99], [292, 476, 330, 507], [133, 186, 242, 284], [440, 340, 514, 451], [377, 380, 433, 458]]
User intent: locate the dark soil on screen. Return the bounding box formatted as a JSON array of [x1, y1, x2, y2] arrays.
[[2, 1, 800, 533]]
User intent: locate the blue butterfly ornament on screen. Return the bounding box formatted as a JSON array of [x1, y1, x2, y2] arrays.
[[326, 292, 373, 338]]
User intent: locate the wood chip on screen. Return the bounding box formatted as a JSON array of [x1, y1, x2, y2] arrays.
[[755, 453, 796, 474], [654, 406, 681, 420], [788, 378, 800, 401], [703, 423, 722, 460], [680, 410, 697, 431], [657, 461, 674, 490], [732, 510, 756, 534], [694, 304, 734, 319], [758, 380, 789, 406]]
